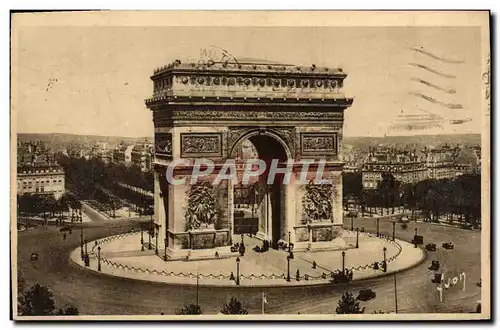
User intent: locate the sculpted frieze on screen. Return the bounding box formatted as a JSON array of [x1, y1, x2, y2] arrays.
[[154, 133, 173, 158], [172, 110, 343, 121], [302, 182, 334, 223], [181, 133, 223, 158], [300, 133, 338, 155], [185, 182, 217, 231]]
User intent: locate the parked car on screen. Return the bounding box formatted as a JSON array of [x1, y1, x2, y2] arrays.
[[428, 260, 440, 271], [431, 273, 443, 284], [30, 252, 39, 261], [442, 242, 454, 250], [400, 216, 410, 223], [425, 243, 437, 251], [357, 289, 376, 301], [413, 235, 424, 245]]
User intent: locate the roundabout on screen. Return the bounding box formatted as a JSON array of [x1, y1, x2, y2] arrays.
[[17, 215, 482, 315], [70, 230, 425, 287]]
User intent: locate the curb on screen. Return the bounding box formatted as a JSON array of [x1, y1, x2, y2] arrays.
[[69, 236, 426, 289]]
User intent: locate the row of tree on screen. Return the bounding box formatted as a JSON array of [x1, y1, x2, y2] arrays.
[[17, 289, 361, 316], [55, 154, 154, 213], [175, 291, 365, 315], [343, 172, 481, 227], [56, 154, 153, 194], [17, 193, 82, 223]]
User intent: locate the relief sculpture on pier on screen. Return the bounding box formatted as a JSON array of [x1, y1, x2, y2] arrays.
[[302, 182, 333, 222]]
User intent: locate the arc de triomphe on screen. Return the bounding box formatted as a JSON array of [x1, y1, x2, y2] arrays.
[[145, 58, 353, 260]]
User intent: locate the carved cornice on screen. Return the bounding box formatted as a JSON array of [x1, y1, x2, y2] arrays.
[[145, 60, 354, 110], [145, 95, 354, 108]]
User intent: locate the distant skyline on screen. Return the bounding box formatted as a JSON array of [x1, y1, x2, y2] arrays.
[[14, 24, 484, 138]]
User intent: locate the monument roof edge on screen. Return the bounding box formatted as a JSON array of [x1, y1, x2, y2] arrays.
[[151, 60, 347, 78]]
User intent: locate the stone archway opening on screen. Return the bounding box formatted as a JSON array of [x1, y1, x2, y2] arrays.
[[231, 132, 289, 249]]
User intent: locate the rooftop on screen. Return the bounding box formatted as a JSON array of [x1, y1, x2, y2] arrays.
[[151, 59, 346, 78]]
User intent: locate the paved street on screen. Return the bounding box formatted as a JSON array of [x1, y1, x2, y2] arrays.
[[16, 215, 481, 315]]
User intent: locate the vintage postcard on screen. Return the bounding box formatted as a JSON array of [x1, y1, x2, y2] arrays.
[[10, 10, 491, 320]]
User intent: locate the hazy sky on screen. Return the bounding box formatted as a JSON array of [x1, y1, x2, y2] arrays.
[[14, 26, 483, 137]]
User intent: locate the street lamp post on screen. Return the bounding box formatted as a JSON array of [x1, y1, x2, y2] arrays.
[[241, 234, 244, 246], [164, 238, 167, 261], [155, 233, 159, 255], [148, 227, 152, 250], [149, 216, 154, 250], [286, 254, 291, 282], [394, 273, 398, 313], [236, 257, 240, 285], [376, 218, 380, 237], [84, 238, 89, 267], [383, 247, 387, 273], [350, 214, 354, 231], [140, 226, 144, 251], [97, 246, 101, 271], [355, 227, 359, 249], [80, 228, 84, 260], [392, 221, 396, 241], [342, 251, 346, 275], [288, 231, 291, 253], [414, 228, 418, 248]]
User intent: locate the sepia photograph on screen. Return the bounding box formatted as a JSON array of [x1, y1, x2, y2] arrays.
[[10, 10, 491, 320]]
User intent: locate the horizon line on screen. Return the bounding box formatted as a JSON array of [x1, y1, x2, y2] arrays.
[[16, 131, 482, 140]]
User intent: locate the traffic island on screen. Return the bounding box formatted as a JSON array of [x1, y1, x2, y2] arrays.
[[70, 231, 425, 287]]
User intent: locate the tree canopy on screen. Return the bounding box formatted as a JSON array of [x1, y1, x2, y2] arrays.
[[175, 303, 203, 315], [18, 283, 80, 316], [220, 297, 248, 315], [336, 291, 365, 314], [343, 172, 481, 226]]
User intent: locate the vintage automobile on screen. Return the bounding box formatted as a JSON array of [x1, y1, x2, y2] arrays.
[[356, 289, 376, 301], [425, 243, 437, 251], [431, 273, 443, 284], [428, 260, 440, 271], [412, 235, 424, 245], [442, 242, 454, 250], [399, 216, 410, 223], [30, 252, 39, 261]]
